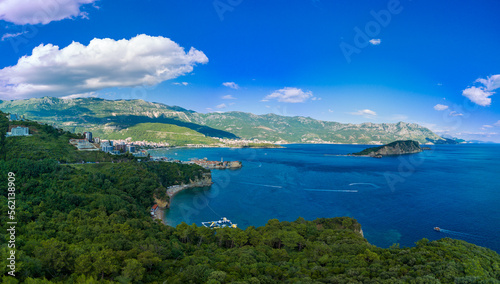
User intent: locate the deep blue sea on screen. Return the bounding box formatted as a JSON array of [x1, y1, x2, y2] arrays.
[[150, 144, 500, 253]]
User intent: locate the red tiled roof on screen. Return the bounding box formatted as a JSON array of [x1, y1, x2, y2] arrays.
[[152, 204, 158, 210]]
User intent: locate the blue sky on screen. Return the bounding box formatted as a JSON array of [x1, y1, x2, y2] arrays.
[[0, 0, 499, 141]]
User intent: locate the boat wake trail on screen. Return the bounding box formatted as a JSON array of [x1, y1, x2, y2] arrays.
[[238, 182, 283, 188], [439, 229, 484, 239], [349, 183, 380, 188], [304, 189, 358, 193], [206, 202, 222, 218]]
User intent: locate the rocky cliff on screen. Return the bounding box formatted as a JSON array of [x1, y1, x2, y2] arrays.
[[352, 140, 423, 157]]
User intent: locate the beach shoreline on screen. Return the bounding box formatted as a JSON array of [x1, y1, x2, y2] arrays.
[[158, 173, 213, 225]]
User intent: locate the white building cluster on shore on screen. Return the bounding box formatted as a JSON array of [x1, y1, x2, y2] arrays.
[[69, 132, 148, 157]]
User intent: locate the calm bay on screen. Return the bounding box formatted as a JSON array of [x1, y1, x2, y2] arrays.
[[150, 144, 500, 252]]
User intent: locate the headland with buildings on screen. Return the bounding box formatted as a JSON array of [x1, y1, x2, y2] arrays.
[[68, 131, 149, 158]]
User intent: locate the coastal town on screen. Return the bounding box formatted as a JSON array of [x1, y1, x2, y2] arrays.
[[65, 129, 244, 170], [68, 132, 149, 158]]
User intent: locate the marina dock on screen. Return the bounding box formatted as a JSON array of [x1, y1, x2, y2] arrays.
[[202, 217, 237, 229]]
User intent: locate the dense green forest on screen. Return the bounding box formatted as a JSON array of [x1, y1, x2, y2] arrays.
[[1, 112, 499, 283]]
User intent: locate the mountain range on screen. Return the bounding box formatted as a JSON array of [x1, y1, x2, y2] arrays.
[[0, 97, 449, 145]]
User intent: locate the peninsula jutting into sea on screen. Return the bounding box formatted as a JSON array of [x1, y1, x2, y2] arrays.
[[1, 0, 500, 282]]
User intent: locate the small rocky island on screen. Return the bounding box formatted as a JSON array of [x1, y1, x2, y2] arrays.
[[351, 140, 424, 158]]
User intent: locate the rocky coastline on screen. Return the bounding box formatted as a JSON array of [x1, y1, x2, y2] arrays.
[[152, 172, 213, 225], [356, 228, 364, 238], [166, 172, 213, 206]]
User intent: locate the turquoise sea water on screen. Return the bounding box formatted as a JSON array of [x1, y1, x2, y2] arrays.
[[150, 144, 500, 252]]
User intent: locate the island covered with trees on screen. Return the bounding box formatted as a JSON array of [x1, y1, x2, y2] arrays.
[[1, 112, 499, 283], [351, 140, 426, 158]]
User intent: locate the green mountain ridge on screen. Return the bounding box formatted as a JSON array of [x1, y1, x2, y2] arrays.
[[0, 97, 447, 145], [190, 111, 445, 144]]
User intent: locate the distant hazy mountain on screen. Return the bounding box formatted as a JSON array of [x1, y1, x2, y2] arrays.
[[0, 97, 447, 145]]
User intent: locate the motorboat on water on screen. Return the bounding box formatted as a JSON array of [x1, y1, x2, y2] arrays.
[[434, 227, 441, 232]]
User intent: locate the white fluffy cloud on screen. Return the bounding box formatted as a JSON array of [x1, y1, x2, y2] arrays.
[[173, 82, 189, 86], [0, 0, 98, 25], [462, 74, 500, 106], [0, 34, 208, 99], [350, 109, 377, 117], [262, 87, 313, 103], [434, 104, 449, 111], [61, 92, 97, 99], [462, 86, 493, 106], [369, 39, 381, 45], [222, 95, 236, 100], [476, 75, 500, 91], [349, 109, 377, 119], [222, 82, 239, 89], [216, 103, 227, 109], [494, 120, 500, 127]]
